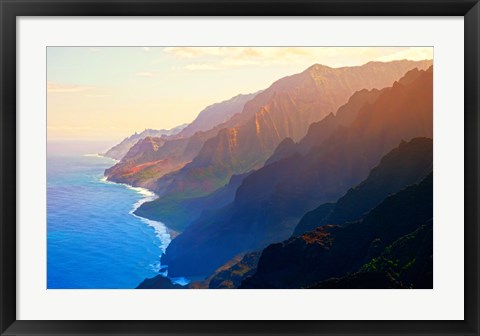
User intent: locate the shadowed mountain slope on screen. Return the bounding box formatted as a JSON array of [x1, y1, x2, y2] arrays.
[[240, 173, 432, 289], [135, 85, 385, 230], [161, 66, 433, 277], [153, 60, 432, 199], [202, 137, 432, 288], [134, 171, 252, 232], [294, 137, 433, 235]]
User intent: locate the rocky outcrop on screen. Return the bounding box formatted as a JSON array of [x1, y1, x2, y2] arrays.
[[208, 252, 261, 289], [136, 275, 185, 289]]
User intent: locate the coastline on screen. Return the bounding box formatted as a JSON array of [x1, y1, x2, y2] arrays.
[[97, 154, 180, 237], [98, 175, 173, 254], [98, 155, 187, 285]]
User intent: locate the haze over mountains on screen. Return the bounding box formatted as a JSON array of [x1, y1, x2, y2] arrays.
[[104, 91, 260, 190], [203, 137, 432, 289], [294, 137, 433, 236], [161, 66, 433, 277], [152, 60, 432, 196], [176, 92, 259, 138], [104, 92, 258, 162], [102, 59, 434, 289], [118, 60, 432, 231], [104, 124, 187, 160], [241, 172, 433, 289]]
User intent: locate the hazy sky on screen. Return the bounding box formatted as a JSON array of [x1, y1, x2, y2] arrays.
[[47, 47, 433, 142]]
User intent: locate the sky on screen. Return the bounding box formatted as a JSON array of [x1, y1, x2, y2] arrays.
[[47, 47, 433, 143]]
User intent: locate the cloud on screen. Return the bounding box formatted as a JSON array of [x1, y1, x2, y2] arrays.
[[84, 94, 111, 98], [47, 82, 96, 93], [48, 125, 94, 131], [374, 47, 433, 62], [184, 64, 222, 71], [164, 47, 434, 71], [177, 48, 316, 70], [220, 58, 260, 67], [165, 47, 317, 62], [135, 72, 154, 77], [164, 47, 227, 58]]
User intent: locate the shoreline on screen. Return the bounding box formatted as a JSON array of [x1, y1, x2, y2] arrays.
[[97, 155, 188, 285], [98, 154, 179, 237], [120, 183, 189, 285], [98, 175, 174, 252]]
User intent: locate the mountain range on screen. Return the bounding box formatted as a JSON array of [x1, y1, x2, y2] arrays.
[[104, 91, 259, 188], [176, 92, 259, 138], [205, 136, 432, 288], [132, 60, 432, 230], [101, 59, 434, 289], [160, 65, 433, 278], [294, 137, 433, 235], [140, 136, 433, 289], [241, 172, 433, 289], [103, 125, 187, 161]]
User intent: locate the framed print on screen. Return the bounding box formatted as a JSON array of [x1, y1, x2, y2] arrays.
[[1, 0, 479, 335]]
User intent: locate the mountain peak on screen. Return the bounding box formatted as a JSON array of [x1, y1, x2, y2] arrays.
[[307, 63, 333, 71]]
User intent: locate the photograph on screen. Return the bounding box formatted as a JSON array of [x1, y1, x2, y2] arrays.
[[47, 46, 433, 290]]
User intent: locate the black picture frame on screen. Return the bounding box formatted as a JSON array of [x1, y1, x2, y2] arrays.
[[1, 1, 479, 335]]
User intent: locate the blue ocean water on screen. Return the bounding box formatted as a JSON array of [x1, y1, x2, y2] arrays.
[[47, 153, 180, 289]]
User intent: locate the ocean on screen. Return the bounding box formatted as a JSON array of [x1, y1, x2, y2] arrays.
[[47, 153, 185, 289]]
